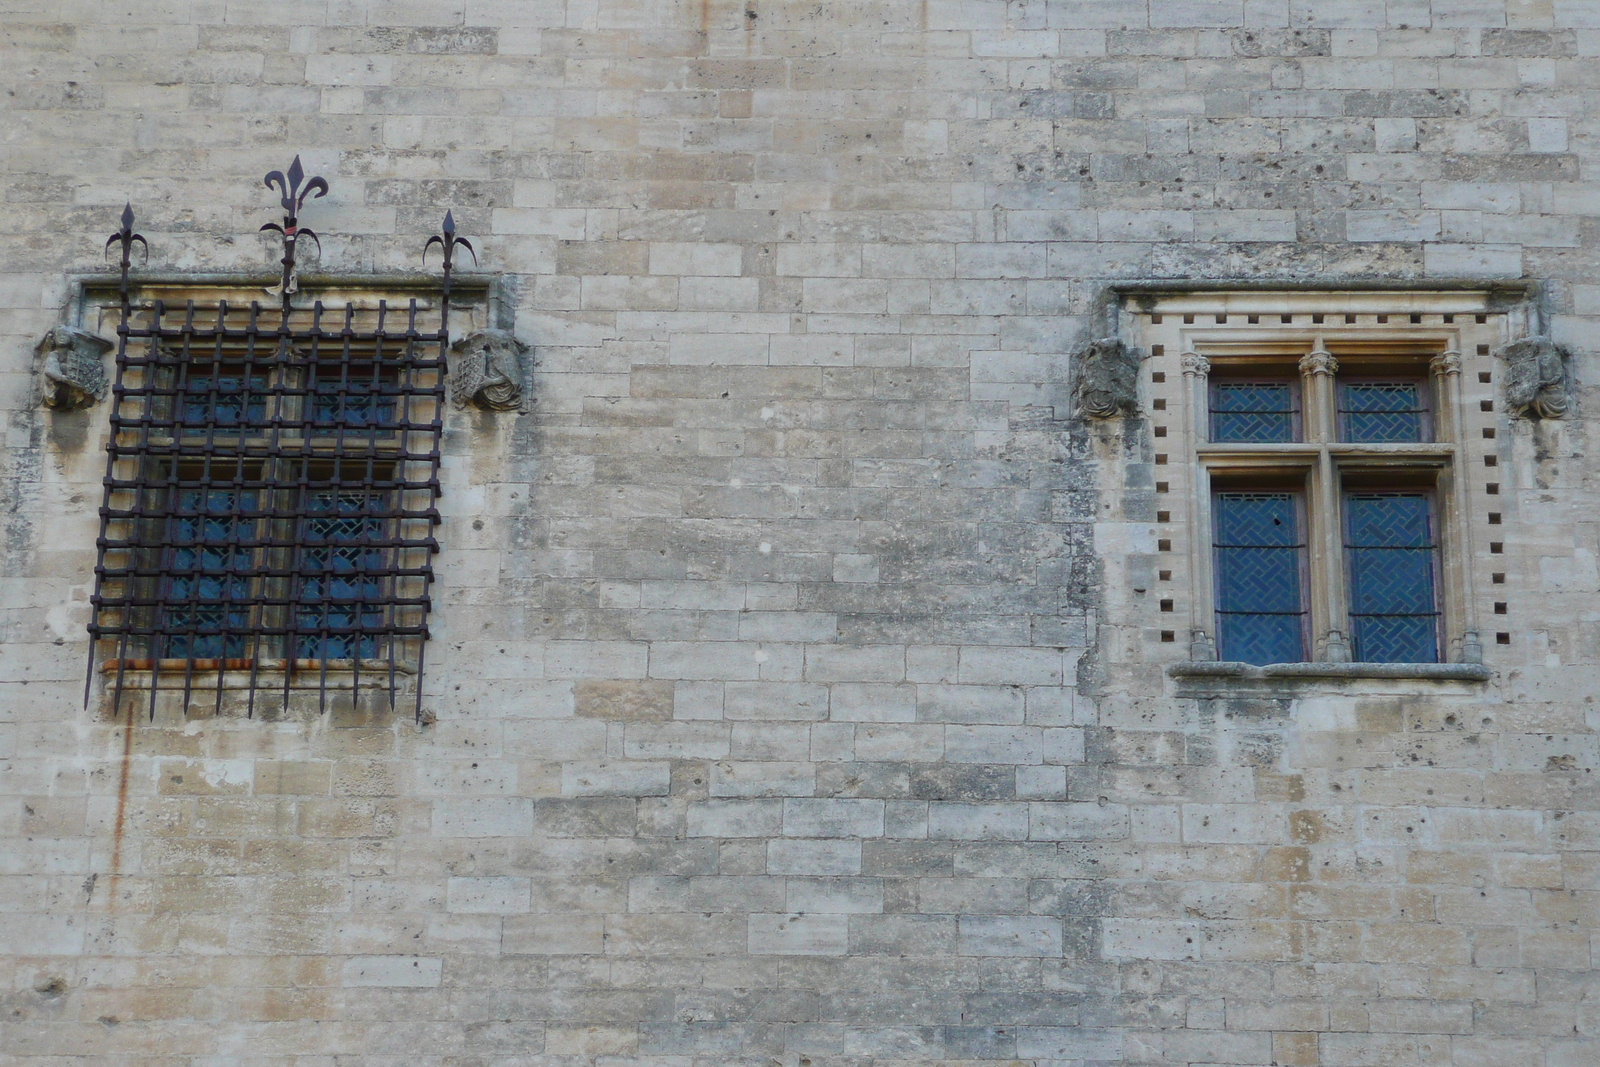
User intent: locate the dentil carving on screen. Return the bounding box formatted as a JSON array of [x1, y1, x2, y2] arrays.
[[450, 329, 529, 412], [1496, 336, 1568, 419], [1073, 336, 1143, 419], [37, 326, 112, 410]]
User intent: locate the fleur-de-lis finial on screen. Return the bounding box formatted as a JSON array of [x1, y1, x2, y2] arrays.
[[424, 209, 477, 272], [262, 154, 329, 220], [105, 202, 149, 265], [261, 155, 330, 301], [105, 202, 149, 306]]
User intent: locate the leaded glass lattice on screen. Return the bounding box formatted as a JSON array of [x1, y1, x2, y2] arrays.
[[1210, 382, 1298, 443], [1346, 493, 1439, 663], [1214, 492, 1307, 664], [295, 488, 389, 661], [157, 484, 259, 660], [1339, 382, 1427, 443]]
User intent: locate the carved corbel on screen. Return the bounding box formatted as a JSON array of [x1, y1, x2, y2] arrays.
[[1073, 336, 1143, 420], [37, 326, 112, 409], [1495, 336, 1568, 419], [450, 329, 530, 413]]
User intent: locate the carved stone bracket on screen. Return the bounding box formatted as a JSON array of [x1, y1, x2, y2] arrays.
[[37, 326, 112, 409], [1495, 335, 1568, 419], [1073, 336, 1143, 419], [450, 329, 530, 413]]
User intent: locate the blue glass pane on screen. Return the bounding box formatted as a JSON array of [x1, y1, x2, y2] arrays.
[[1211, 383, 1296, 443], [1340, 383, 1424, 443], [182, 371, 268, 429], [1214, 492, 1305, 664], [313, 369, 397, 429], [159, 487, 257, 659], [1346, 494, 1438, 663], [296, 490, 386, 659]]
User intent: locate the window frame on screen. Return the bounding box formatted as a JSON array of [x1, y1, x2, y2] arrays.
[[1128, 292, 1515, 669]]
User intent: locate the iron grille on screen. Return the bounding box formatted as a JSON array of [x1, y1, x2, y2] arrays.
[[89, 164, 474, 719]]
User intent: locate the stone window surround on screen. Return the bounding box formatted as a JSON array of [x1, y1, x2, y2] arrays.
[[1122, 288, 1531, 684]]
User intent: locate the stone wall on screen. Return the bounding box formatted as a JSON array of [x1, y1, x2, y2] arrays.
[[1, 2, 1597, 1065]]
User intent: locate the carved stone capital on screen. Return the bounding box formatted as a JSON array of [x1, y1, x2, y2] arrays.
[[1180, 352, 1210, 378], [1429, 350, 1462, 377], [1495, 335, 1567, 419], [36, 326, 112, 410], [1298, 348, 1337, 378], [450, 329, 530, 413], [1073, 336, 1142, 420]]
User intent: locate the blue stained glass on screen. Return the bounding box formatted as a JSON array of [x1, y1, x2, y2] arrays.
[[1340, 382, 1425, 443], [159, 487, 256, 659], [296, 490, 386, 660], [1214, 492, 1306, 664], [312, 367, 397, 430], [1346, 493, 1438, 663], [182, 370, 268, 429], [1210, 382, 1296, 442]]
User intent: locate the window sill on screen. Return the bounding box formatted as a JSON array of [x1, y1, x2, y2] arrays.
[[100, 658, 414, 689], [1169, 660, 1489, 682]]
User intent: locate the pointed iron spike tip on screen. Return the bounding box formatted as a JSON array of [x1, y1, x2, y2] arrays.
[[287, 155, 304, 188], [121, 202, 134, 229], [443, 210, 455, 235]]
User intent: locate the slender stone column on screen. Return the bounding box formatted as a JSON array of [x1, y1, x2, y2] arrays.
[[1181, 351, 1216, 661], [1300, 341, 1351, 662], [1432, 349, 1482, 664]]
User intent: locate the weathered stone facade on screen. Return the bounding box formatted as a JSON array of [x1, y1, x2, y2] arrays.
[[2, 3, 1597, 1065]]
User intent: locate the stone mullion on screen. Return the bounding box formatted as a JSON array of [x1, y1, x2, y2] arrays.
[[1300, 341, 1351, 663], [1432, 348, 1482, 664], [1181, 351, 1216, 661]]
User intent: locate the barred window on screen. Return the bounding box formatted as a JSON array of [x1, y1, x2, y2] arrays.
[[91, 300, 446, 717]]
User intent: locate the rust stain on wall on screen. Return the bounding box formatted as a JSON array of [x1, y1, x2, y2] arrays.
[[105, 700, 135, 910]]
